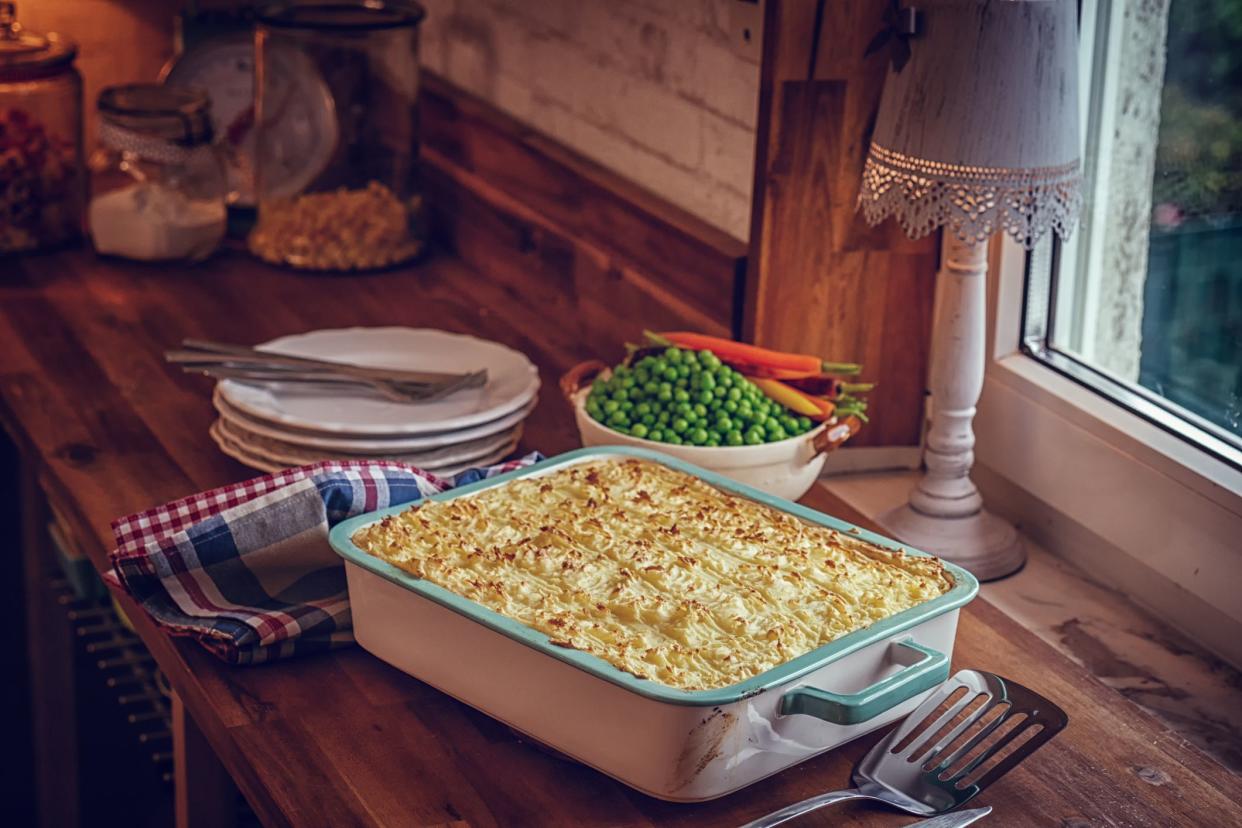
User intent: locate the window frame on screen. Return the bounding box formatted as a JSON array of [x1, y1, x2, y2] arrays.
[[980, 232, 1242, 667], [970, 0, 1242, 670], [1020, 0, 1241, 471]]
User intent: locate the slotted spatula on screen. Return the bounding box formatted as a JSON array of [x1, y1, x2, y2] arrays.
[[740, 670, 1067, 827]]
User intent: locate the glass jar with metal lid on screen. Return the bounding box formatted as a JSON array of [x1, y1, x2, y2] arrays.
[[88, 84, 228, 262], [248, 0, 426, 271], [0, 1, 83, 254]]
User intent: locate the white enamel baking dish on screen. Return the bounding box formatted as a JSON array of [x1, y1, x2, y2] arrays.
[[329, 447, 978, 802]]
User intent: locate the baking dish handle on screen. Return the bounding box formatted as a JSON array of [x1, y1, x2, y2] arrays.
[[779, 639, 948, 725]]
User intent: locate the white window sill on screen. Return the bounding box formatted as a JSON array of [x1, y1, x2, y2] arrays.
[[813, 472, 1242, 774]]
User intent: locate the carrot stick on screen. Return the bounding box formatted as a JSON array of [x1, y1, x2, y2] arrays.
[[750, 378, 837, 420], [784, 377, 877, 398], [647, 331, 862, 376]]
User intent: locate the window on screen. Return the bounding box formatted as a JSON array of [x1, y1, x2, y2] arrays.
[[978, 0, 1242, 667], [1022, 0, 1242, 469]]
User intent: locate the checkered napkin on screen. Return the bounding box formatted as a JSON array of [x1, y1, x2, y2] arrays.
[[107, 454, 542, 664]]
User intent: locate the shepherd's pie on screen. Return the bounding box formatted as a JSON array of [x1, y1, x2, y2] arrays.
[[352, 458, 953, 691]]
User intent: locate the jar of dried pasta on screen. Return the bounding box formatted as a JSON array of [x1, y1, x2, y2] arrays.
[[248, 0, 426, 271]]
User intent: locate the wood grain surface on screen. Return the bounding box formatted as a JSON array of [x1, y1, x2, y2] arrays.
[[421, 73, 747, 355], [744, 0, 939, 450], [2, 249, 1239, 827]]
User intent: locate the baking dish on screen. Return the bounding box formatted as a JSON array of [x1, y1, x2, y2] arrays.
[[329, 447, 978, 802]]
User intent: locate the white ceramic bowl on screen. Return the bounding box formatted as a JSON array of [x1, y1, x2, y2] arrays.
[[561, 361, 849, 501]]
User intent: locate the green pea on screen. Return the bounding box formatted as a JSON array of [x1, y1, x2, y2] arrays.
[[726, 430, 744, 446], [676, 364, 691, 378], [672, 418, 690, 434], [781, 415, 798, 431], [647, 429, 664, 442], [699, 351, 721, 369], [603, 400, 620, 414], [674, 402, 692, 416], [608, 411, 627, 426], [665, 432, 683, 445], [657, 411, 671, 424], [705, 438, 720, 447], [693, 403, 708, 418], [631, 423, 649, 438], [726, 387, 741, 402], [697, 390, 714, 405], [712, 385, 728, 398], [722, 399, 738, 414], [612, 388, 629, 402], [641, 414, 656, 426], [744, 431, 764, 446], [716, 416, 734, 432], [673, 388, 690, 403], [700, 373, 716, 391], [690, 428, 709, 445], [657, 388, 673, 402], [797, 416, 813, 430], [717, 371, 733, 388], [643, 381, 659, 395], [666, 348, 683, 363], [663, 368, 679, 382], [634, 402, 651, 416]]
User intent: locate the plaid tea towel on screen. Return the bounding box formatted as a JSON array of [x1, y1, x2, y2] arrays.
[[107, 454, 542, 664]]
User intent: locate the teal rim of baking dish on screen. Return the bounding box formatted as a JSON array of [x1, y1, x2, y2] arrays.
[[329, 446, 980, 707]]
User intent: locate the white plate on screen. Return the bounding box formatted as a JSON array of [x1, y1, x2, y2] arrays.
[[217, 328, 540, 435], [212, 388, 537, 451], [215, 415, 522, 467], [210, 421, 519, 477]]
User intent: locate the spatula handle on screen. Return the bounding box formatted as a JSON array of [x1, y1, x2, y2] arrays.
[[738, 788, 868, 828]]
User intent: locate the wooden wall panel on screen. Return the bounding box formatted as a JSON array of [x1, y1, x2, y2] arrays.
[[419, 73, 747, 363], [744, 0, 938, 449]]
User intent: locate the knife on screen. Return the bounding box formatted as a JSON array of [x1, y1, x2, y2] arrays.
[[906, 807, 993, 828]]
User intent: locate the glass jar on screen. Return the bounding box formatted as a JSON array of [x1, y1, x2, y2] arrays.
[[0, 1, 83, 254], [249, 0, 426, 271], [88, 84, 227, 263]]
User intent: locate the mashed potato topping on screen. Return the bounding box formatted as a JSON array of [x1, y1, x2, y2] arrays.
[[352, 458, 953, 691]]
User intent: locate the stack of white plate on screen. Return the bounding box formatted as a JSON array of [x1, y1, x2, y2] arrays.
[[208, 327, 540, 475]]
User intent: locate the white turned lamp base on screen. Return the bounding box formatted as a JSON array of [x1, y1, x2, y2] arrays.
[[876, 234, 1025, 582], [878, 504, 1025, 582]]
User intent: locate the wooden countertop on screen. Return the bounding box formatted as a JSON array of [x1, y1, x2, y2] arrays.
[[3, 249, 1238, 827]]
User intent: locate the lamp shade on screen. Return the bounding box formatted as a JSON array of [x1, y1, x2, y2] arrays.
[[858, 0, 1082, 248]]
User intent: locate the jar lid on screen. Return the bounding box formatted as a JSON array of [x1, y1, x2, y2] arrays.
[[0, 1, 77, 79], [256, 0, 426, 30], [98, 84, 214, 148]]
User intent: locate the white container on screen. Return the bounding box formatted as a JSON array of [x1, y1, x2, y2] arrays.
[[330, 448, 978, 802], [561, 361, 855, 501]]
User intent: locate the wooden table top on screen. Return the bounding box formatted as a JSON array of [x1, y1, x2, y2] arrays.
[[3, 249, 1238, 827]]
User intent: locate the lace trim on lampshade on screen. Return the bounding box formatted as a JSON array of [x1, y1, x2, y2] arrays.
[[857, 143, 1084, 249]]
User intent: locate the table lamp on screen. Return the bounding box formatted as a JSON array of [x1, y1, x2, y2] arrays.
[[857, 0, 1082, 580]]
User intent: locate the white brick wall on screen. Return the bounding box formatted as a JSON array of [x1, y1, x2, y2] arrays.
[[418, 0, 761, 241]]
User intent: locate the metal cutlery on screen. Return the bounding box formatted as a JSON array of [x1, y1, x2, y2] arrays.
[[184, 363, 482, 404], [740, 670, 1066, 828], [166, 338, 488, 403], [906, 807, 992, 828]]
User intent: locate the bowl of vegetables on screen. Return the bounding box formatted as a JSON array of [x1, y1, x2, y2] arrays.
[[560, 332, 871, 501]]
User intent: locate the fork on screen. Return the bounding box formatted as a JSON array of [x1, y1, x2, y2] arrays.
[[179, 363, 484, 404], [173, 338, 487, 386], [739, 670, 1067, 827]]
